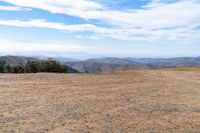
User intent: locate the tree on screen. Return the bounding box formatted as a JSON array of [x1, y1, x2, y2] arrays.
[[40, 59, 68, 73], [24, 59, 69, 73], [0, 60, 6, 73], [25, 60, 39, 73], [5, 64, 11, 73], [0, 59, 75, 73]]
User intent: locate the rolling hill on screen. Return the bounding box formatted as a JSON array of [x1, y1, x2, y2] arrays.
[[66, 58, 147, 73]]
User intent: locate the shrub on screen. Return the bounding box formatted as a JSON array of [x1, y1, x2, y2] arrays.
[[24, 59, 69, 73], [9, 64, 24, 73], [0, 60, 6, 73], [25, 60, 39, 73], [0, 59, 76, 73]]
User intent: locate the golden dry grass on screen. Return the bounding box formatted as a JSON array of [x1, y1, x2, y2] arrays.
[[1, 68, 200, 132]]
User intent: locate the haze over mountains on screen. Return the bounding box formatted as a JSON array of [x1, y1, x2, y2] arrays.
[[66, 57, 200, 72], [1, 55, 200, 73]]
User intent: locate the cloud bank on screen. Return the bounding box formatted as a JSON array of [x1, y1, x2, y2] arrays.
[[0, 0, 200, 43]]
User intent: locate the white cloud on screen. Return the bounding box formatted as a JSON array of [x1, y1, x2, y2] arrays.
[[0, 19, 130, 40], [0, 0, 200, 43], [0, 5, 31, 11], [0, 19, 200, 42], [0, 19, 98, 31], [0, 40, 93, 53], [0, 19, 149, 41], [1, 0, 200, 28]]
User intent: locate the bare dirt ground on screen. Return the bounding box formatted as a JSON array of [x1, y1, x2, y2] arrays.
[[1, 68, 200, 133]]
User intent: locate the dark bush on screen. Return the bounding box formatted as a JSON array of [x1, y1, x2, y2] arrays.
[[39, 59, 68, 73], [0, 59, 77, 73], [9, 64, 24, 73], [0, 60, 6, 73], [25, 60, 39, 73], [24, 59, 69, 73]]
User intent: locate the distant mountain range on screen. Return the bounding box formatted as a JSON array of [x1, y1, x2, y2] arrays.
[[1, 56, 200, 73], [66, 58, 147, 73], [66, 57, 200, 72]]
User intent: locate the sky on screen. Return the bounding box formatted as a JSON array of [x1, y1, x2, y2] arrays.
[[0, 0, 200, 59]]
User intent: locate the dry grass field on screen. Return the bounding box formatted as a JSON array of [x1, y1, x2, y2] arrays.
[[1, 68, 200, 133]]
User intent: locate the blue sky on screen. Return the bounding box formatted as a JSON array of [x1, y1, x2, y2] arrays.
[[0, 0, 200, 59]]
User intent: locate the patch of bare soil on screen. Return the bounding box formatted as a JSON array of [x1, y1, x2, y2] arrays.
[[1, 68, 200, 132]]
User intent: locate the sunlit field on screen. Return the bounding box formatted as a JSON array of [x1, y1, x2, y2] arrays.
[[1, 68, 200, 132]]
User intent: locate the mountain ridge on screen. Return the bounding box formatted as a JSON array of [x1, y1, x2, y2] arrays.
[[66, 56, 200, 72]]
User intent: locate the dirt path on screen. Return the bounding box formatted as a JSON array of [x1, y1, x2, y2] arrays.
[[1, 69, 200, 132]]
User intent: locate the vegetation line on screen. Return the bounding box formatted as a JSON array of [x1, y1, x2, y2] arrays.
[[0, 59, 78, 73]]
